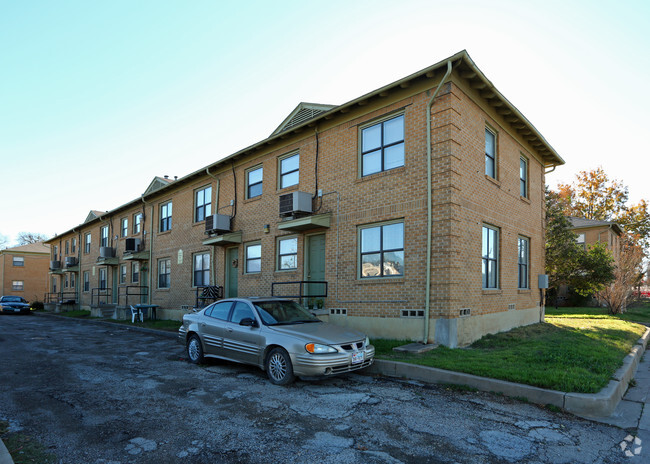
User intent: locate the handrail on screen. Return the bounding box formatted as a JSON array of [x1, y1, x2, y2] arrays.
[[117, 285, 149, 307], [194, 285, 223, 308], [271, 280, 328, 299], [91, 288, 112, 306]]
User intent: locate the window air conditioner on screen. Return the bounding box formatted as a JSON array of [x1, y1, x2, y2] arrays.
[[64, 257, 78, 267], [125, 238, 142, 252], [205, 214, 232, 234], [99, 247, 116, 258]]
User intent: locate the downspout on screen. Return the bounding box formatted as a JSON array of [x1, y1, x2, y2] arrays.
[[424, 60, 453, 344], [206, 167, 220, 286], [141, 194, 154, 305]]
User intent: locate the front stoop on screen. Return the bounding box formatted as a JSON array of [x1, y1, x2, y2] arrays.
[[368, 327, 650, 418]]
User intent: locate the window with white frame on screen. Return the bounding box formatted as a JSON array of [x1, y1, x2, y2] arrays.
[[121, 218, 128, 237], [361, 114, 405, 177], [158, 258, 171, 288], [83, 271, 90, 292], [12, 280, 24, 291], [520, 157, 528, 198], [246, 166, 263, 199], [576, 233, 586, 250], [245, 243, 261, 273], [99, 268, 107, 289], [133, 213, 142, 234], [195, 186, 212, 222], [278, 237, 298, 270], [160, 202, 172, 232], [482, 225, 499, 288], [120, 264, 127, 284], [485, 128, 497, 178], [193, 253, 210, 287], [359, 221, 404, 278], [279, 153, 299, 189], [52, 277, 57, 293], [12, 256, 24, 267], [100, 226, 109, 247], [132, 262, 140, 283], [518, 236, 529, 289], [85, 233, 91, 253], [53, 245, 58, 261]]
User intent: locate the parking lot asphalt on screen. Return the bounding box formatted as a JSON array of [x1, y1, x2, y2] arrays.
[[0, 314, 644, 463]]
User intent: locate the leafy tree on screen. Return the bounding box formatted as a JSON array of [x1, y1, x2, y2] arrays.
[[618, 199, 650, 250], [556, 166, 628, 220], [17, 232, 49, 245], [545, 188, 615, 300]]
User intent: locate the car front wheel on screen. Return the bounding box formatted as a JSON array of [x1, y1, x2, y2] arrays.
[[187, 335, 204, 364], [265, 347, 295, 385]]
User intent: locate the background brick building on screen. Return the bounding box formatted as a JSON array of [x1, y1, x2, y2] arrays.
[[45, 51, 564, 346], [0, 242, 50, 302]]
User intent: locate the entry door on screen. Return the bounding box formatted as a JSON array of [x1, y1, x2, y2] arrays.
[[111, 268, 118, 303], [305, 234, 326, 299], [225, 247, 239, 298]]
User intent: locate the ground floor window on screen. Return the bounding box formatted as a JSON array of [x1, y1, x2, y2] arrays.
[[158, 259, 171, 288], [83, 271, 90, 292], [132, 262, 140, 283], [12, 280, 23, 291], [194, 253, 210, 286], [278, 237, 298, 270], [120, 264, 127, 284], [518, 236, 530, 289], [482, 225, 499, 289], [245, 243, 261, 274], [99, 268, 107, 290], [359, 221, 404, 278]]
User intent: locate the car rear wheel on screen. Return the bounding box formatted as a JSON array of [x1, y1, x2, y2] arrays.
[[265, 347, 294, 385], [187, 335, 204, 364]]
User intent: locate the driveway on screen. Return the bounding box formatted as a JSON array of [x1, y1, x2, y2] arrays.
[[0, 315, 638, 463]]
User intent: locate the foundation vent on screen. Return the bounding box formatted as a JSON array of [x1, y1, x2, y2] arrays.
[[401, 310, 424, 318], [508, 303, 516, 311], [330, 308, 347, 316], [459, 308, 471, 317], [180, 305, 191, 311]]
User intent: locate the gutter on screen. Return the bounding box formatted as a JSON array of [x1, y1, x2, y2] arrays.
[[423, 60, 453, 344]]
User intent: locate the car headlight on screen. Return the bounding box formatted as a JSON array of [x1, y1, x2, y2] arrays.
[[364, 336, 370, 348], [305, 343, 337, 354]]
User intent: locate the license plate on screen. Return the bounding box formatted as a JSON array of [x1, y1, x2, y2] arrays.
[[351, 352, 364, 364]]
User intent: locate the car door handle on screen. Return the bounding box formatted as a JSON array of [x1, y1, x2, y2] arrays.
[[200, 323, 206, 328], [227, 327, 233, 333]]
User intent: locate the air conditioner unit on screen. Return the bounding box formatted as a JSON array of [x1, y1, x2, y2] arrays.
[[125, 238, 142, 252], [50, 260, 61, 270], [99, 247, 115, 258], [64, 257, 78, 267], [205, 214, 231, 234], [279, 191, 312, 216]]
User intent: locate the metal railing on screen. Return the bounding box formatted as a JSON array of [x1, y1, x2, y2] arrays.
[[91, 288, 112, 306], [44, 292, 78, 304], [117, 285, 149, 307], [194, 285, 224, 309], [271, 281, 328, 299]]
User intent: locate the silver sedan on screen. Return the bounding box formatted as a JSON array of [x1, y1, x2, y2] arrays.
[[179, 297, 374, 385]]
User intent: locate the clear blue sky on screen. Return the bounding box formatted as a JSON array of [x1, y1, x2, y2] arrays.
[[1, 0, 649, 246]]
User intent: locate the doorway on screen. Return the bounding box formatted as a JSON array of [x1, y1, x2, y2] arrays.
[[225, 247, 239, 298]]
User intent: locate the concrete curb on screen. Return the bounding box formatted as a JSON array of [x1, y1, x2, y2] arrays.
[[367, 327, 650, 418], [0, 438, 14, 464]]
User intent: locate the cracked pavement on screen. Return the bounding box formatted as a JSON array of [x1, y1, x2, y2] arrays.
[[0, 315, 641, 463]]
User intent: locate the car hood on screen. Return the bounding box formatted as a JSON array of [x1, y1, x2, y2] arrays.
[[1, 302, 29, 307], [266, 322, 365, 345]]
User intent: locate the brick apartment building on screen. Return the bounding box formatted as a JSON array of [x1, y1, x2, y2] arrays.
[[0, 242, 50, 302], [45, 50, 564, 347], [568, 217, 623, 264]]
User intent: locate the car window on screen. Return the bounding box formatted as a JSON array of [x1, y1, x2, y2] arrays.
[[254, 301, 319, 326], [206, 301, 233, 321], [230, 302, 255, 324]]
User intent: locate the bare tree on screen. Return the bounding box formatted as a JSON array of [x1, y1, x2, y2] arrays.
[[0, 234, 8, 250], [597, 240, 646, 314], [16, 232, 49, 245]]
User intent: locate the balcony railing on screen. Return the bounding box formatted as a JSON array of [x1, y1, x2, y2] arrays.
[[271, 280, 328, 299]]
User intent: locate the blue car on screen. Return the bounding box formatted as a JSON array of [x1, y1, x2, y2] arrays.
[[0, 295, 31, 314]]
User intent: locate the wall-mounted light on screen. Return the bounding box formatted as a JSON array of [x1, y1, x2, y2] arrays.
[[263, 224, 270, 234]]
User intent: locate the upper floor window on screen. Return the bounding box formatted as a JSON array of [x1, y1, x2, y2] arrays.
[[13, 256, 24, 267], [485, 128, 497, 178], [121, 218, 128, 237], [245, 243, 261, 274], [576, 233, 586, 250], [359, 221, 404, 278], [482, 225, 499, 289], [278, 237, 298, 270], [71, 238, 76, 253], [83, 271, 90, 292], [279, 153, 299, 189], [133, 213, 142, 234], [160, 202, 172, 232], [195, 186, 212, 222], [247, 166, 263, 199], [100, 226, 109, 247], [520, 157, 528, 198], [361, 114, 404, 177], [518, 237, 529, 289], [84, 233, 91, 253], [193, 252, 210, 287], [120, 264, 127, 284], [158, 258, 171, 288], [65, 241, 69, 255], [53, 245, 58, 261]]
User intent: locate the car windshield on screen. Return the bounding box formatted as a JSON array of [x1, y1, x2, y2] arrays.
[[253, 300, 320, 326], [1, 296, 24, 303]]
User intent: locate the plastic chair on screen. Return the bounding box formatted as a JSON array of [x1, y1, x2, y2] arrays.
[[129, 305, 143, 323]]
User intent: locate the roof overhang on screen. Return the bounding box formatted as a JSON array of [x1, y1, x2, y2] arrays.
[[203, 231, 243, 247], [277, 213, 332, 232]]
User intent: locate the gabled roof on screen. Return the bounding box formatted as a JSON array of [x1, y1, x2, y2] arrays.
[[271, 102, 336, 136], [1, 242, 50, 255], [568, 217, 623, 236], [84, 210, 105, 223], [144, 176, 174, 196]]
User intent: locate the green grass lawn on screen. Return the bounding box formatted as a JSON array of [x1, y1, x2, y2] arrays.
[[546, 300, 650, 323], [373, 304, 648, 393]]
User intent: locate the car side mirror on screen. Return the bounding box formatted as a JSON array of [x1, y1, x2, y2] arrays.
[[239, 317, 258, 328]]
